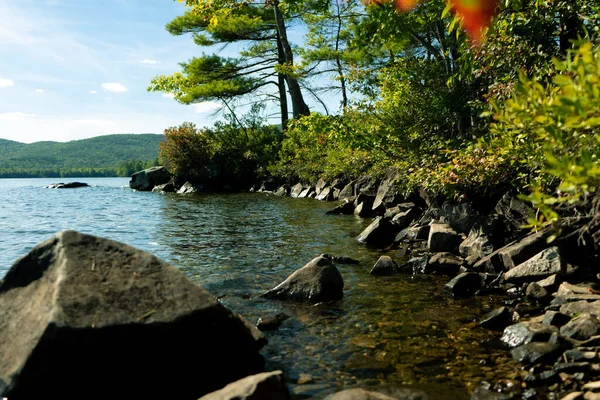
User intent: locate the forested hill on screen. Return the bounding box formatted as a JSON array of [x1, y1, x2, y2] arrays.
[[0, 134, 164, 178]]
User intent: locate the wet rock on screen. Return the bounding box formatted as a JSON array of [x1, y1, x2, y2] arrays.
[[152, 182, 175, 193], [129, 166, 170, 191], [470, 381, 515, 400], [290, 183, 304, 198], [325, 388, 427, 400], [177, 181, 204, 194], [316, 186, 334, 201], [0, 230, 266, 400], [326, 201, 355, 215], [370, 256, 399, 276], [440, 201, 480, 234], [543, 311, 571, 328], [560, 393, 583, 400], [459, 218, 499, 261], [398, 256, 429, 274], [504, 247, 565, 283], [523, 369, 558, 384], [256, 313, 289, 331], [394, 225, 430, 243], [391, 206, 421, 230], [443, 272, 482, 298], [45, 181, 89, 189], [357, 217, 398, 248], [560, 301, 600, 317], [199, 371, 289, 400], [427, 252, 463, 275], [315, 178, 328, 196], [338, 183, 354, 200], [501, 322, 559, 348], [275, 185, 289, 196], [479, 307, 513, 331], [526, 282, 550, 301], [298, 187, 315, 198], [261, 256, 344, 304], [560, 313, 600, 341], [328, 255, 360, 265], [510, 342, 561, 365], [554, 362, 591, 373], [428, 223, 464, 254]]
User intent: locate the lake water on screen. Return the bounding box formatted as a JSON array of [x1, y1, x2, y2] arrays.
[[0, 177, 517, 399]]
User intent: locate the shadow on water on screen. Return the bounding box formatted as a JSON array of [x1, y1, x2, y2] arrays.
[[156, 193, 518, 400]]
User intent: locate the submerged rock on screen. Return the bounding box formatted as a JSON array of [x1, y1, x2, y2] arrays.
[[443, 272, 482, 298], [325, 388, 429, 400], [45, 182, 89, 189], [357, 217, 398, 248], [199, 371, 289, 400], [370, 256, 399, 276], [129, 166, 170, 191], [177, 181, 204, 194], [261, 255, 344, 303], [479, 307, 513, 331], [0, 230, 266, 400]]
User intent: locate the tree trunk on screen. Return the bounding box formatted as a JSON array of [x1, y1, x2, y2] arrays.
[[334, 0, 348, 109], [273, 1, 310, 118], [276, 32, 289, 129], [559, 8, 579, 54]]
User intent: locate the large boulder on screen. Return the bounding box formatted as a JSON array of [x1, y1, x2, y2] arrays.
[[0, 231, 265, 400], [129, 166, 170, 191], [442, 272, 482, 298], [199, 371, 289, 400], [357, 217, 399, 248], [494, 193, 534, 244], [261, 256, 344, 303], [290, 183, 304, 198], [372, 170, 402, 211], [501, 322, 558, 348], [440, 202, 480, 234], [370, 256, 399, 276], [45, 182, 89, 189], [325, 388, 429, 400], [459, 219, 497, 260], [503, 247, 565, 283], [178, 181, 204, 194], [428, 223, 463, 254]]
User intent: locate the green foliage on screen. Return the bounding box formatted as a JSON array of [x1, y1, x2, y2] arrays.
[[0, 135, 162, 178]]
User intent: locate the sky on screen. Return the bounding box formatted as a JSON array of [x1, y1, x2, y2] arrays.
[[0, 0, 330, 143]]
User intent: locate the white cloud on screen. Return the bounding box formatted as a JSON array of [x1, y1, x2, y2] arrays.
[[35, 88, 44, 93], [140, 59, 158, 64], [0, 112, 36, 120], [194, 102, 221, 114], [101, 82, 127, 93], [0, 78, 15, 87], [89, 90, 98, 94], [162, 93, 175, 99]]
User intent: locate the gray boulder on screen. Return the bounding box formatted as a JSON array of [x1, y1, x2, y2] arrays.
[[325, 388, 429, 400], [275, 185, 289, 196], [560, 300, 600, 317], [372, 170, 401, 211], [326, 201, 355, 215], [129, 166, 170, 191], [370, 256, 399, 276], [45, 182, 89, 189], [501, 322, 558, 348], [494, 193, 533, 244], [427, 252, 463, 275], [459, 219, 496, 260], [338, 182, 355, 200], [0, 231, 265, 400], [503, 247, 564, 283], [479, 307, 513, 331], [443, 272, 482, 298], [498, 229, 553, 270], [290, 183, 304, 198], [510, 342, 561, 365], [440, 202, 480, 234], [152, 182, 176, 193], [178, 181, 204, 194], [261, 256, 344, 303], [428, 223, 464, 254], [198, 371, 289, 400], [560, 313, 600, 341], [391, 206, 421, 230], [316, 186, 335, 201], [357, 217, 399, 248]]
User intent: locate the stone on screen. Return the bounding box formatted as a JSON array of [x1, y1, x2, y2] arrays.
[[298, 187, 314, 198], [561, 301, 600, 317], [543, 311, 571, 328], [501, 322, 559, 348], [583, 381, 600, 390], [357, 217, 399, 248], [177, 181, 204, 194], [370, 256, 399, 276], [398, 256, 429, 274], [459, 219, 497, 260], [258, 180, 279, 192], [537, 274, 560, 290], [558, 282, 594, 296], [510, 342, 561, 365], [498, 229, 553, 271], [324, 388, 429, 400], [427, 252, 463, 275], [394, 225, 430, 243], [326, 201, 355, 215], [198, 371, 289, 400], [526, 282, 550, 301], [552, 294, 600, 306], [290, 183, 304, 198], [129, 166, 170, 191], [373, 172, 401, 211], [560, 393, 583, 400], [443, 272, 482, 298], [440, 201, 480, 234], [391, 207, 421, 230], [353, 194, 377, 217], [315, 178, 328, 196], [494, 192, 534, 243], [45, 181, 89, 189], [0, 230, 265, 400], [338, 183, 354, 200], [561, 313, 600, 341], [316, 186, 334, 201], [584, 393, 600, 400], [428, 223, 464, 254], [261, 256, 344, 303], [479, 307, 513, 331], [152, 182, 175, 193], [275, 185, 289, 196], [256, 313, 289, 331], [503, 247, 564, 283]]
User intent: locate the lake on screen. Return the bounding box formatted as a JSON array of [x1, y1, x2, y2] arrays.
[[0, 177, 516, 399]]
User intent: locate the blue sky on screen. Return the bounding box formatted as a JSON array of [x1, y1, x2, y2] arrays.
[[0, 0, 332, 143]]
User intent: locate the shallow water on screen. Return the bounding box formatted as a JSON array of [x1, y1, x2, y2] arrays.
[[0, 178, 517, 399]]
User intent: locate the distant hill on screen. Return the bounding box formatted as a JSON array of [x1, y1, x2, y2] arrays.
[[0, 134, 164, 178]]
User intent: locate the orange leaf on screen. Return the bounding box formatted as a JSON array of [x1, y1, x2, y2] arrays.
[[394, 0, 420, 11], [450, 0, 498, 44]]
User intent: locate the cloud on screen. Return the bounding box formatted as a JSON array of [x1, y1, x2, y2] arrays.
[[140, 59, 158, 64], [89, 90, 98, 94], [194, 102, 221, 114], [162, 93, 175, 99], [101, 82, 127, 93], [0, 112, 36, 120], [0, 78, 15, 87], [36, 88, 44, 93]]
